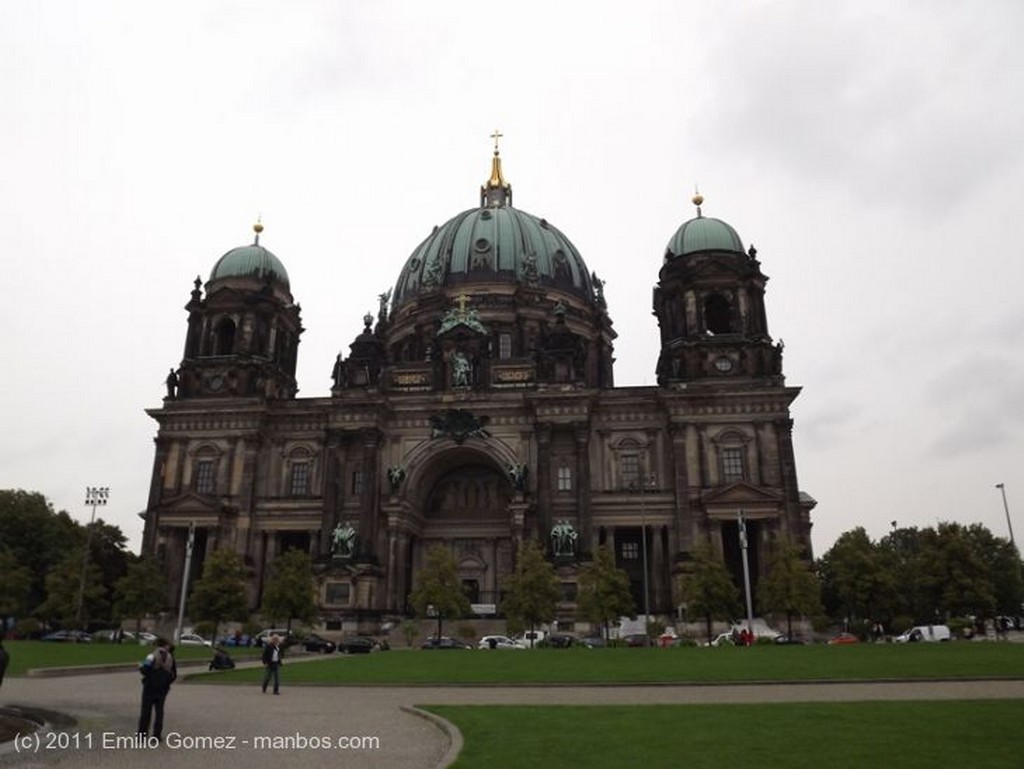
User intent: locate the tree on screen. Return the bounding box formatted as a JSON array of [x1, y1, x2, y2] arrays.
[[0, 547, 34, 624], [408, 544, 470, 641], [188, 549, 249, 644], [818, 527, 895, 626], [0, 490, 81, 611], [677, 540, 740, 644], [501, 540, 560, 644], [917, 523, 996, 620], [260, 549, 316, 632], [34, 551, 107, 628], [114, 556, 169, 635], [577, 544, 635, 641], [757, 539, 822, 639]]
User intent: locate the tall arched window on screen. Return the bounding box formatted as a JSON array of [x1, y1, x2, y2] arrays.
[[704, 294, 732, 335], [214, 317, 236, 355]]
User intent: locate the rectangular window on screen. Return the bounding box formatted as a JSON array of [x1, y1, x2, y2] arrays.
[[722, 447, 745, 483], [557, 466, 572, 492], [620, 454, 640, 490], [499, 333, 512, 360], [325, 582, 350, 606], [620, 541, 639, 560], [351, 470, 364, 496], [195, 459, 215, 495], [290, 462, 309, 496]]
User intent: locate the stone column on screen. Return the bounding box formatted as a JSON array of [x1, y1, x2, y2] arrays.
[[574, 424, 593, 547], [536, 423, 553, 534]]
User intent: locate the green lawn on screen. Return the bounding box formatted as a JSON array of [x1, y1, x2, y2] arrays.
[[425, 701, 1024, 769], [189, 643, 1024, 686], [2, 641, 260, 675]]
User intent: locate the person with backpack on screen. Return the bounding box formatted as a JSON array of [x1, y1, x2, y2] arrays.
[[137, 638, 176, 741]]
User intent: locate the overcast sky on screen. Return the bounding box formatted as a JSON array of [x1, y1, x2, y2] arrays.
[[2, 0, 1022, 558]]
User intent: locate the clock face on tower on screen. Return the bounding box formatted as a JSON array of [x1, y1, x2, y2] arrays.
[[714, 356, 733, 373]]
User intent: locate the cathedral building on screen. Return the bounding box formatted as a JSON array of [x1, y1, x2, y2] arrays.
[[142, 141, 815, 630]]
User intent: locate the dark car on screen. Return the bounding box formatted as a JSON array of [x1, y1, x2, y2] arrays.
[[545, 633, 576, 648], [303, 633, 337, 653], [339, 636, 375, 654], [579, 635, 606, 648], [623, 633, 651, 647], [421, 636, 473, 650], [774, 635, 807, 645]]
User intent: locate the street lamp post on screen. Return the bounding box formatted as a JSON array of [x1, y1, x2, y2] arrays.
[[76, 486, 109, 628], [995, 484, 1017, 551], [638, 473, 653, 630], [174, 521, 196, 645], [737, 509, 755, 638], [995, 484, 1023, 589]]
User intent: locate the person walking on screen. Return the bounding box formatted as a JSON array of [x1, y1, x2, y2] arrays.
[[261, 634, 284, 694], [0, 639, 9, 687], [137, 638, 176, 741]]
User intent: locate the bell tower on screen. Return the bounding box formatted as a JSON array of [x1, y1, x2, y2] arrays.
[[169, 222, 303, 401], [653, 194, 783, 386]]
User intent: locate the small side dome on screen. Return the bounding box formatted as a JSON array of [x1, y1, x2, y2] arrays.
[[666, 216, 744, 258], [209, 223, 290, 287]]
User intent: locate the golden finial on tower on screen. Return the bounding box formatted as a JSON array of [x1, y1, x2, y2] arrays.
[[692, 188, 704, 217], [253, 217, 264, 244], [481, 129, 512, 207]]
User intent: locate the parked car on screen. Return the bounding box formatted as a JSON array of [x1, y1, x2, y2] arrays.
[[828, 632, 860, 645], [511, 630, 547, 649], [774, 635, 807, 645], [579, 635, 607, 648], [894, 624, 952, 643], [303, 633, 337, 653], [545, 633, 577, 648], [702, 632, 735, 647], [254, 628, 292, 647], [135, 631, 158, 645], [41, 630, 91, 642], [178, 633, 212, 646], [421, 636, 473, 650], [623, 633, 652, 647], [340, 635, 390, 653], [478, 635, 519, 650]]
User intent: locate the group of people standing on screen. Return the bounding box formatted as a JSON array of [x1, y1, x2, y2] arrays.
[[136, 633, 286, 741]]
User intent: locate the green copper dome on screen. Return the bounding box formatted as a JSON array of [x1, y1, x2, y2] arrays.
[[666, 215, 744, 258], [209, 225, 290, 287], [392, 205, 594, 308]]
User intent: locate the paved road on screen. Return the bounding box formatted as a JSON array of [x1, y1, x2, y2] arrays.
[[3, 666, 1023, 769]]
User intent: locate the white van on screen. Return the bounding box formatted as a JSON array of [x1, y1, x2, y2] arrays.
[[895, 624, 951, 643]]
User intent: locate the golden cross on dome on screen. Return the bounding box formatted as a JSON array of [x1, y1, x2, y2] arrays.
[[490, 128, 503, 154], [455, 293, 471, 314]]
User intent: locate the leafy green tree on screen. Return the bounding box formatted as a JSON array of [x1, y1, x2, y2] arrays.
[[501, 540, 560, 644], [917, 523, 996, 620], [114, 556, 169, 635], [757, 539, 822, 639], [0, 547, 34, 623], [409, 544, 470, 640], [962, 524, 1023, 617], [34, 550, 107, 628], [188, 549, 250, 644], [677, 540, 740, 644], [817, 527, 895, 625], [577, 545, 635, 641], [260, 549, 316, 632], [0, 490, 80, 610]]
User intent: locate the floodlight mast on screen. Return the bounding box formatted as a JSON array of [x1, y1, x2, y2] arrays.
[[738, 509, 755, 640], [76, 486, 109, 629]]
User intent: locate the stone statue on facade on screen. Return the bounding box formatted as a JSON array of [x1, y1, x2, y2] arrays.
[[387, 465, 406, 493], [331, 522, 357, 559], [165, 368, 179, 399], [377, 288, 392, 324], [550, 520, 578, 558], [507, 462, 528, 492], [451, 351, 471, 387]]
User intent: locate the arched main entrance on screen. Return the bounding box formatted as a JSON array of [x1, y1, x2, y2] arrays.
[[413, 461, 516, 609]]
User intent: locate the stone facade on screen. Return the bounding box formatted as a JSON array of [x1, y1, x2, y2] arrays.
[[142, 157, 814, 629]]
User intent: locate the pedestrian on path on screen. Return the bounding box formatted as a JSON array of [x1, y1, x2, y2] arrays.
[[262, 634, 284, 694], [137, 638, 176, 741], [0, 639, 9, 687]]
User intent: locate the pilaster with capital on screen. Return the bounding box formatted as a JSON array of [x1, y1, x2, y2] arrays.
[[574, 424, 592, 547]]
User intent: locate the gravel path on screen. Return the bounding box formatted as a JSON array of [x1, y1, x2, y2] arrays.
[[3, 666, 1023, 769]]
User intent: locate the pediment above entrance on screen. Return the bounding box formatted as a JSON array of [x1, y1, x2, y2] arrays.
[[702, 481, 783, 520], [159, 491, 223, 513]]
